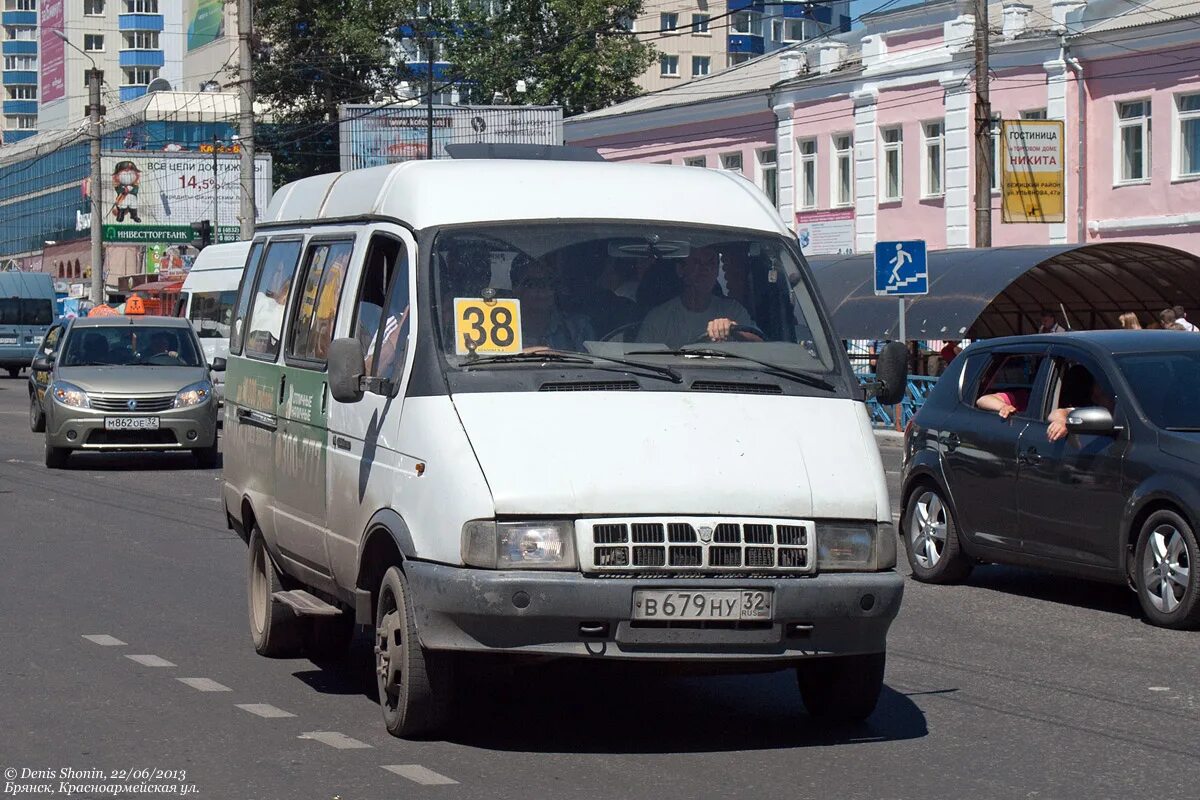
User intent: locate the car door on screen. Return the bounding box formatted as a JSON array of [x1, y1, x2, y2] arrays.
[[273, 235, 355, 590], [1015, 348, 1128, 568], [325, 226, 417, 590], [941, 348, 1049, 553]]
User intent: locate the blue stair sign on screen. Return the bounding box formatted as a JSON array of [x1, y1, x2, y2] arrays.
[[874, 240, 928, 296]]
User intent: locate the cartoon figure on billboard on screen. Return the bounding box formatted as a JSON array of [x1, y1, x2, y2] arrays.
[[111, 160, 142, 223]]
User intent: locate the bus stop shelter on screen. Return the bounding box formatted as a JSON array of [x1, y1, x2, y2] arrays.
[[807, 243, 1200, 340]]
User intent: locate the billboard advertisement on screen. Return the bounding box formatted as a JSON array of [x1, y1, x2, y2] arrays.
[[100, 151, 273, 244], [795, 209, 856, 256], [186, 0, 226, 51], [1001, 119, 1066, 224], [40, 0, 66, 104], [339, 104, 563, 170]]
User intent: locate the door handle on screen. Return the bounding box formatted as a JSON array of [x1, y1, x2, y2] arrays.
[[278, 374, 287, 405], [237, 407, 278, 432], [945, 432, 961, 451], [1020, 447, 1042, 465], [333, 435, 351, 451]]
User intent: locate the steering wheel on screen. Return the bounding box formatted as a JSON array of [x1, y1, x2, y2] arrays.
[[142, 352, 182, 366], [600, 321, 641, 343], [691, 323, 766, 344]]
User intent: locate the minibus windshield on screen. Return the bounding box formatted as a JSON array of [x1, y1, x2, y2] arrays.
[[430, 222, 835, 375]]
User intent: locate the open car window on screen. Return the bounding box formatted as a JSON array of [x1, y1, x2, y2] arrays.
[[972, 352, 1045, 416]]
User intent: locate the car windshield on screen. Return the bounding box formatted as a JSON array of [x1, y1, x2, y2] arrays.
[[430, 222, 835, 374], [59, 325, 203, 367], [1117, 352, 1200, 430], [188, 290, 236, 339]]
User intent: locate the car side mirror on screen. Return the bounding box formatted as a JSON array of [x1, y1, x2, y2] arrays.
[[1066, 406, 1120, 435], [871, 341, 908, 405], [31, 356, 53, 372], [209, 357, 226, 372], [329, 337, 367, 403]]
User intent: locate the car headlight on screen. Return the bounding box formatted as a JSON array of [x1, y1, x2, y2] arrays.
[[462, 520, 577, 570], [816, 522, 896, 571], [50, 381, 90, 408], [174, 380, 213, 408]]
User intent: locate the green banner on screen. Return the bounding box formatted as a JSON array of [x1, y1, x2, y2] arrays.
[[103, 224, 240, 244]]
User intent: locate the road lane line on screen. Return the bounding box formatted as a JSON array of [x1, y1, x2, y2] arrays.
[[82, 634, 126, 646], [177, 677, 231, 692], [381, 765, 458, 786], [125, 654, 176, 667], [298, 731, 372, 749], [236, 704, 296, 719]]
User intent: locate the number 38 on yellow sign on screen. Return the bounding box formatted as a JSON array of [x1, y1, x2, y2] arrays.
[[453, 297, 523, 356]]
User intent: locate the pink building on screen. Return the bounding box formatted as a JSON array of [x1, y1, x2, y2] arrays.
[[567, 0, 1200, 260]]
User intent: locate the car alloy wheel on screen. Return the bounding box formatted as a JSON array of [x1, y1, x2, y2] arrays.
[[1142, 523, 1191, 614], [909, 489, 948, 569]]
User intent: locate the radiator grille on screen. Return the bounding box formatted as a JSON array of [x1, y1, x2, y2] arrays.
[[89, 394, 176, 412], [583, 518, 814, 575]]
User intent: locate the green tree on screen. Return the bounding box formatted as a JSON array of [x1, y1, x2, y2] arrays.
[[443, 0, 654, 115]]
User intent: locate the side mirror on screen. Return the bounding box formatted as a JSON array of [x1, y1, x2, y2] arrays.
[[31, 356, 53, 372], [328, 337, 366, 404], [209, 357, 227, 372], [872, 341, 909, 405], [1066, 406, 1120, 435]]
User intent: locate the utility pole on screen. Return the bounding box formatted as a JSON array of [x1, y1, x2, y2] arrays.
[[426, 28, 435, 160], [238, 0, 256, 240], [211, 134, 220, 233], [973, 0, 992, 248], [87, 68, 104, 305]]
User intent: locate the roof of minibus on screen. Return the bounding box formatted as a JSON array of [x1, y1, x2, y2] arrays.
[[189, 240, 251, 273], [0, 271, 54, 299], [261, 159, 792, 235]]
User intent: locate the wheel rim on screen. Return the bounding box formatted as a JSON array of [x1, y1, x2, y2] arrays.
[[250, 544, 268, 636], [909, 490, 948, 569], [1143, 523, 1191, 614], [375, 586, 404, 713], [29, 396, 37, 426]]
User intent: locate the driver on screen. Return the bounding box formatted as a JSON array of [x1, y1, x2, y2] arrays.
[[637, 245, 760, 349], [145, 331, 177, 358]]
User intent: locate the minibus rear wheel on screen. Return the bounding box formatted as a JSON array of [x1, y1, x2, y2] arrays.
[[375, 566, 453, 738], [7, 367, 19, 378], [247, 527, 304, 657]]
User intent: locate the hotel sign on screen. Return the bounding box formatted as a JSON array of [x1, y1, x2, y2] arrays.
[[1001, 120, 1066, 224]]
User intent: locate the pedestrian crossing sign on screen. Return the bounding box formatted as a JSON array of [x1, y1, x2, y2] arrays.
[[874, 240, 928, 296]]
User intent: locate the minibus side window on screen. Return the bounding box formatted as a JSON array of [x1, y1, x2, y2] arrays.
[[244, 240, 303, 361], [229, 242, 265, 355], [369, 247, 411, 381], [352, 235, 406, 375], [287, 239, 353, 365]]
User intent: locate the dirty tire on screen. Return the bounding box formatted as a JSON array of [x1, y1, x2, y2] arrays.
[[29, 394, 45, 433], [193, 442, 220, 469], [797, 652, 886, 723], [247, 527, 305, 657], [44, 439, 68, 469], [375, 566, 453, 738]]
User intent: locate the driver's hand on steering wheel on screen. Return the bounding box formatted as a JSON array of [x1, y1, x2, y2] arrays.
[[706, 317, 738, 342]]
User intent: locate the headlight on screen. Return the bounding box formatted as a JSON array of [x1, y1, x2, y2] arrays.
[[50, 381, 90, 408], [174, 380, 213, 408], [817, 522, 896, 571], [462, 520, 577, 569]]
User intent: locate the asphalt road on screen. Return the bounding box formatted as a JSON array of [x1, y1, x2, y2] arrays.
[[0, 376, 1195, 800]]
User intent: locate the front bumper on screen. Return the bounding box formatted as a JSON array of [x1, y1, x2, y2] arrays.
[[405, 562, 903, 661], [46, 401, 218, 451]]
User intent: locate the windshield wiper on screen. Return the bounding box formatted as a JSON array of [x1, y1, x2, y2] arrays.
[[461, 350, 681, 383], [626, 347, 835, 391], [1166, 426, 1200, 432]]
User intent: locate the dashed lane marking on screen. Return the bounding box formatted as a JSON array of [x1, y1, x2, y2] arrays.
[[381, 765, 459, 786], [298, 731, 372, 749], [177, 677, 232, 692], [236, 704, 296, 719], [82, 634, 126, 646], [125, 654, 176, 667]]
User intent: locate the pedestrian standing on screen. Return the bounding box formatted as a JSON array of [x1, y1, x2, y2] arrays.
[[1038, 312, 1064, 334], [1159, 308, 1178, 328], [1118, 312, 1142, 330], [1173, 305, 1197, 331]]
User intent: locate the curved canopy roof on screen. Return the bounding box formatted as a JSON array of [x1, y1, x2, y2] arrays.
[[807, 243, 1200, 340]]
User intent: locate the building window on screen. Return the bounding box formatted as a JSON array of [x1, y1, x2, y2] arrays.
[[691, 13, 709, 34], [771, 19, 783, 41], [1117, 99, 1151, 183], [7, 85, 35, 100], [5, 0, 36, 9], [84, 34, 104, 52], [881, 126, 903, 202], [1021, 109, 1047, 120], [731, 11, 758, 34], [125, 30, 160, 49], [124, 0, 158, 12], [798, 139, 817, 209], [684, 155, 706, 167], [16, 114, 35, 129], [758, 148, 778, 208], [659, 54, 679, 77], [4, 55, 34, 69], [692, 56, 710, 77], [922, 121, 944, 198], [720, 152, 743, 173], [660, 12, 678, 32], [1177, 93, 1200, 178], [123, 67, 158, 85], [85, 0, 105, 14], [833, 133, 853, 207], [728, 52, 751, 67], [785, 19, 804, 41], [7, 26, 36, 41]]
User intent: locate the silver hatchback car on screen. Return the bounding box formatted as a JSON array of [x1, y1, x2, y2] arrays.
[[34, 315, 220, 469]]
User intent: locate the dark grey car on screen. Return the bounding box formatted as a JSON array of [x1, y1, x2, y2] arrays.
[[900, 331, 1200, 629]]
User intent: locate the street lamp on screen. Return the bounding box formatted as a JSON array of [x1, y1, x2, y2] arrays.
[[54, 29, 96, 69]]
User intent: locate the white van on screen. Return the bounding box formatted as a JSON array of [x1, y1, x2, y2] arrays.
[[221, 157, 908, 739], [179, 241, 251, 403]]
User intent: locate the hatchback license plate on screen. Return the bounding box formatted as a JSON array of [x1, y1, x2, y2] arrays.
[[632, 590, 772, 621], [0, 336, 16, 345], [104, 417, 160, 431]]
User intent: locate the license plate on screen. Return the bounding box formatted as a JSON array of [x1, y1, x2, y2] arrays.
[[0, 336, 16, 345], [632, 589, 773, 621], [104, 417, 160, 431]]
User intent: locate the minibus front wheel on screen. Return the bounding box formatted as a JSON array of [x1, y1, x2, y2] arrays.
[[375, 566, 454, 738]]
